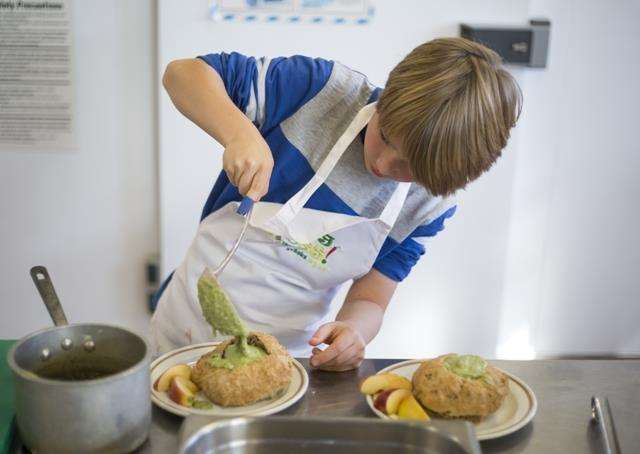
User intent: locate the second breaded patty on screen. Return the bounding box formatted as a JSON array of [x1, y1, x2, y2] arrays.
[[412, 354, 508, 418]]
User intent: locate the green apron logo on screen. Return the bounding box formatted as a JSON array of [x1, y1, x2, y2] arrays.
[[276, 234, 339, 270]]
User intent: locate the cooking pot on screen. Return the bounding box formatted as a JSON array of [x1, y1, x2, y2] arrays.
[[7, 266, 151, 453]]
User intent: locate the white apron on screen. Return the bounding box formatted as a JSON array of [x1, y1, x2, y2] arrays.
[[150, 102, 410, 356]]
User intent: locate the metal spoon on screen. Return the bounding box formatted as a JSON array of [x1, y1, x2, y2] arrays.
[[212, 196, 254, 276]]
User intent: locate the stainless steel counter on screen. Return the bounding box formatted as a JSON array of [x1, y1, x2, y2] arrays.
[[12, 358, 640, 453]]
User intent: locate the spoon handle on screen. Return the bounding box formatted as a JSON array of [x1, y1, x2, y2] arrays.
[[30, 265, 69, 327], [213, 198, 254, 276]]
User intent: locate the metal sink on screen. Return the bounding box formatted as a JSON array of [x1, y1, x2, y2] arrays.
[[179, 415, 481, 454]]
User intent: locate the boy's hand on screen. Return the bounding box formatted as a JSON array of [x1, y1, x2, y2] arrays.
[[223, 131, 273, 201], [308, 321, 366, 372]]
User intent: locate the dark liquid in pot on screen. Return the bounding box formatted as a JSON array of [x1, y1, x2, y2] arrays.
[[34, 356, 133, 381]]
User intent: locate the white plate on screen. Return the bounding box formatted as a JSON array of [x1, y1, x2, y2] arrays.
[[365, 359, 537, 441], [150, 342, 309, 417]]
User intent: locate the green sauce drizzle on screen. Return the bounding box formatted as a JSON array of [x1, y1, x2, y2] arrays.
[[443, 354, 487, 379], [197, 269, 266, 368]]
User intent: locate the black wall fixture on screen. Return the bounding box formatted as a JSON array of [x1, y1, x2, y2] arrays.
[[460, 19, 550, 68]]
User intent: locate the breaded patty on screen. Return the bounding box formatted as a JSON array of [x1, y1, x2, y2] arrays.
[[192, 332, 292, 407], [412, 354, 508, 418]]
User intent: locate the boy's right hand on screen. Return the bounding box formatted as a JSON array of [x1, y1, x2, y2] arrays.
[[222, 131, 274, 201]]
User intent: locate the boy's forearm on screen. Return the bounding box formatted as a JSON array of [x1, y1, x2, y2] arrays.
[[162, 58, 258, 147], [337, 269, 396, 344], [336, 299, 385, 344]]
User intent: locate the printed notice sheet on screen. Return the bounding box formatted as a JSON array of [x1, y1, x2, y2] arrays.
[[0, 0, 74, 150]]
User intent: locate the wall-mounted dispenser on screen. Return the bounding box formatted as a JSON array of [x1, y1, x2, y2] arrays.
[[460, 19, 550, 68]]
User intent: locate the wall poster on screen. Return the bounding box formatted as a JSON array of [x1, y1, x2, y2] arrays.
[[0, 0, 74, 150]]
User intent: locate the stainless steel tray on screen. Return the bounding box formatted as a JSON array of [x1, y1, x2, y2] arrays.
[[179, 415, 481, 454]]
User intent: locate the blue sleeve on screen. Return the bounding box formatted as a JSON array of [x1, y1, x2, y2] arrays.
[[197, 52, 257, 113], [373, 206, 457, 282], [197, 52, 333, 132]]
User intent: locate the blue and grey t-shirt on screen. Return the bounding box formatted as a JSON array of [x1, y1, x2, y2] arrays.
[[197, 52, 456, 282]]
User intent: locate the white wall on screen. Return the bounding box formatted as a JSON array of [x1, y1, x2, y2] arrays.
[[499, 0, 640, 357], [0, 0, 156, 339]]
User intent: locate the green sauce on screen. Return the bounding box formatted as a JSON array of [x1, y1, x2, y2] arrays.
[[443, 354, 487, 379], [198, 271, 247, 338], [192, 400, 214, 410], [197, 269, 266, 368], [207, 337, 266, 370]]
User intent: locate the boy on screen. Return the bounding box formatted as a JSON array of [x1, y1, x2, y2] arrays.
[[150, 37, 521, 371]]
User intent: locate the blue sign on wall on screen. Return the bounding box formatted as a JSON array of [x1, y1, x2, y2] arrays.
[[210, 0, 375, 25]]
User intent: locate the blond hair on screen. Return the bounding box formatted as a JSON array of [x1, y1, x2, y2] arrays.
[[377, 37, 522, 196]]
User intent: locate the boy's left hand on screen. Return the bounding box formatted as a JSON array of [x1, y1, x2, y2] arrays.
[[308, 321, 366, 372]]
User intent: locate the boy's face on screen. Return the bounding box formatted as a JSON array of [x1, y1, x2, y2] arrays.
[[363, 112, 414, 183]]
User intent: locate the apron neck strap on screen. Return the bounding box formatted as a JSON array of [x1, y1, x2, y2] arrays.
[[274, 102, 377, 226], [378, 182, 411, 228]]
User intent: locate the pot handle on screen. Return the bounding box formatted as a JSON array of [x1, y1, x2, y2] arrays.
[[30, 266, 69, 326]]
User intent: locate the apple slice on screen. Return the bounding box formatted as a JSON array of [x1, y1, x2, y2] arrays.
[[155, 364, 192, 392], [397, 395, 430, 421], [385, 388, 413, 415], [360, 373, 412, 395], [168, 376, 195, 407], [181, 377, 199, 394], [373, 389, 395, 414], [374, 388, 412, 415]]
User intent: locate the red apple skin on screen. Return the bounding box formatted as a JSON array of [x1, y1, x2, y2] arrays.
[[168, 376, 195, 407], [373, 389, 396, 414]]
